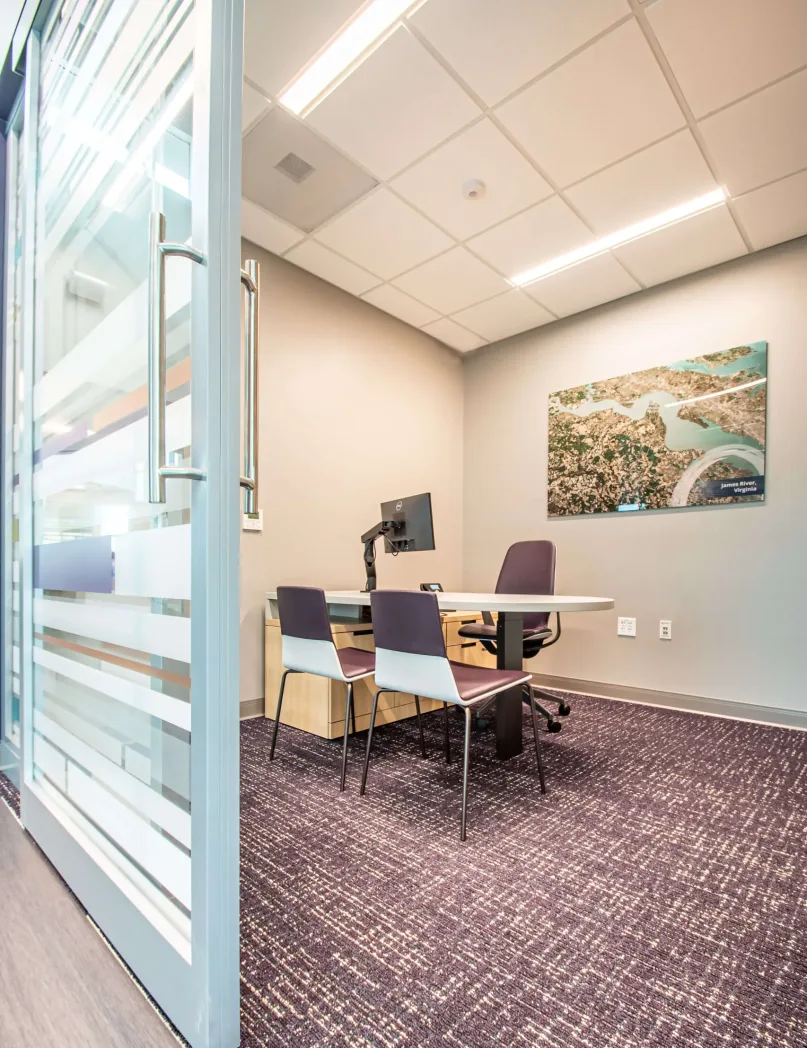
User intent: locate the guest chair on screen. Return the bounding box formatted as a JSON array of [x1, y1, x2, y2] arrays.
[[361, 590, 544, 841], [458, 540, 570, 733], [270, 586, 381, 791]]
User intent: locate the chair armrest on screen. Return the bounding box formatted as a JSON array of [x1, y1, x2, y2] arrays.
[[542, 612, 562, 648]]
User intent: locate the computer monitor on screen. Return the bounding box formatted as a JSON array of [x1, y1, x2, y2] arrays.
[[361, 492, 435, 591], [380, 492, 435, 554]]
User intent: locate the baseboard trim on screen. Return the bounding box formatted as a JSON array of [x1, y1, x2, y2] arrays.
[[239, 698, 264, 721], [530, 673, 807, 731]]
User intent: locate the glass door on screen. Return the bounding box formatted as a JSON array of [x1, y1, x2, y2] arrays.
[[16, 2, 243, 1044], [1, 94, 25, 794]]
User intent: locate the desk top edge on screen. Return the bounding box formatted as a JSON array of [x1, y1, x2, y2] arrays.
[[266, 590, 614, 613]]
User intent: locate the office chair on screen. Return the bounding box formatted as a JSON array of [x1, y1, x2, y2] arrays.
[[361, 589, 544, 841], [458, 540, 570, 733], [270, 586, 418, 791]]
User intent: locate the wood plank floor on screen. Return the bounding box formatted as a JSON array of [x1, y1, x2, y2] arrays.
[[0, 802, 179, 1048]]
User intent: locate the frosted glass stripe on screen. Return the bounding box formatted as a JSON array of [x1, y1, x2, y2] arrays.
[[36, 777, 192, 960], [36, 597, 191, 663], [35, 710, 191, 848], [113, 524, 191, 601], [34, 395, 191, 502], [34, 646, 191, 731], [34, 535, 114, 593], [35, 266, 191, 420], [66, 762, 191, 909], [33, 732, 68, 791]]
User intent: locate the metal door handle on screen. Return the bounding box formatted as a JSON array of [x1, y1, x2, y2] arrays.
[[240, 260, 260, 514], [148, 212, 207, 504]]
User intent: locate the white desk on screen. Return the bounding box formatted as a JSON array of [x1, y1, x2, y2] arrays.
[[305, 590, 613, 614], [266, 589, 613, 758]]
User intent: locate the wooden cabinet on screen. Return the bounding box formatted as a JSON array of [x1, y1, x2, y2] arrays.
[[264, 611, 495, 739]]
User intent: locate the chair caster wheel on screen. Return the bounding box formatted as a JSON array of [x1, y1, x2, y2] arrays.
[[546, 720, 562, 734], [558, 703, 571, 716]]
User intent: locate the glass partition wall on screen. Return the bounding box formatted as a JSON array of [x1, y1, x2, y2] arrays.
[[1, 97, 25, 791], [2, 2, 244, 1044]]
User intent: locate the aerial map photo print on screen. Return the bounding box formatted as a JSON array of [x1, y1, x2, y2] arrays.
[[547, 342, 767, 517]]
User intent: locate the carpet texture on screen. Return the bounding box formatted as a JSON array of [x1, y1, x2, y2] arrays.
[[0, 769, 20, 818], [240, 695, 807, 1048]]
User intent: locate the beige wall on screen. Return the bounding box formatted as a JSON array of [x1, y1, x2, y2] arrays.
[[240, 242, 464, 707], [463, 238, 806, 713]]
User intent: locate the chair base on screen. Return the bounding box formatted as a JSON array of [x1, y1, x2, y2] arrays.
[[523, 685, 571, 733], [362, 689, 546, 842]]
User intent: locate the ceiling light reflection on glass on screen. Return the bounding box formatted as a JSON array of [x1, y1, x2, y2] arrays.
[[512, 188, 727, 288], [280, 0, 427, 116]]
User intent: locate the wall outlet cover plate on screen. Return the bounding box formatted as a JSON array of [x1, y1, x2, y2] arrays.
[[617, 616, 637, 637], [242, 509, 263, 532]]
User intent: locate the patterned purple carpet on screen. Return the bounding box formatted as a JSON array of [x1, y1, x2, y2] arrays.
[[0, 768, 20, 818], [240, 695, 807, 1048]]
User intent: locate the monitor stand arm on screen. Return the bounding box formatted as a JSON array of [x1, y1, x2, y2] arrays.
[[361, 520, 397, 592]]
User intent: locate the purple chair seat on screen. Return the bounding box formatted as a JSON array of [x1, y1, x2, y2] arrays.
[[458, 622, 552, 643], [448, 661, 531, 703], [338, 647, 376, 679]]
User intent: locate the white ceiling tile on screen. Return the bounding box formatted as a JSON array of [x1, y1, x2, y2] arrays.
[[392, 247, 509, 315], [361, 285, 441, 328], [495, 20, 685, 187], [243, 83, 271, 132], [612, 205, 747, 287], [452, 290, 553, 342], [306, 26, 480, 180], [314, 189, 453, 280], [732, 169, 807, 251], [410, 0, 630, 107], [391, 119, 552, 240], [241, 198, 304, 255], [284, 240, 381, 295], [699, 70, 807, 197], [244, 0, 366, 98], [242, 107, 377, 233], [524, 252, 640, 318], [468, 196, 594, 280], [646, 0, 807, 118], [421, 318, 485, 353], [565, 130, 718, 235]]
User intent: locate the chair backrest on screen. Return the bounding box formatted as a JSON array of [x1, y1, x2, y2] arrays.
[[276, 585, 343, 680], [370, 590, 460, 704], [495, 540, 556, 630]]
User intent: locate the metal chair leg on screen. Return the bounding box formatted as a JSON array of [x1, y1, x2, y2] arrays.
[[350, 690, 357, 736], [340, 682, 353, 792], [269, 669, 292, 760], [460, 706, 472, 842], [414, 696, 427, 758], [528, 691, 547, 794], [443, 702, 451, 764], [360, 689, 383, 795]]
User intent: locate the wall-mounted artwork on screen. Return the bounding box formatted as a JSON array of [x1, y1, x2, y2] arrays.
[[548, 342, 767, 517]]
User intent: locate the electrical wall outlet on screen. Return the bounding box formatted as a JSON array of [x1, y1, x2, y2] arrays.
[[617, 616, 636, 637], [659, 620, 672, 640], [242, 509, 263, 532]]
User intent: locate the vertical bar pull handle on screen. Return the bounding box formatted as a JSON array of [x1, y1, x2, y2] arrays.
[[148, 211, 207, 504], [240, 260, 259, 515]]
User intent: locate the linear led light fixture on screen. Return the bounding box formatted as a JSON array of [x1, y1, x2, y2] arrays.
[[511, 188, 727, 287], [280, 0, 426, 116]]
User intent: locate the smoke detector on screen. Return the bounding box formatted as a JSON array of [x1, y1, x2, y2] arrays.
[[462, 178, 486, 200]]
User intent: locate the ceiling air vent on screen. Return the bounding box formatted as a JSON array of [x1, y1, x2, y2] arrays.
[[275, 152, 315, 184]]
